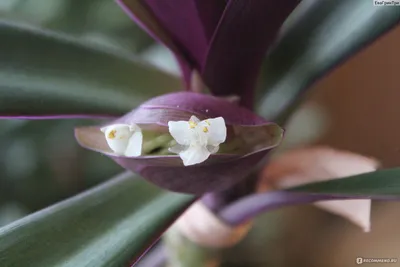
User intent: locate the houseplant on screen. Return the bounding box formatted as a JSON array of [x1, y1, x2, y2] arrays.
[[0, 0, 399, 266]]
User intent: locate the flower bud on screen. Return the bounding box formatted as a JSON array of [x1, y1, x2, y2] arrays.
[[75, 92, 283, 195]]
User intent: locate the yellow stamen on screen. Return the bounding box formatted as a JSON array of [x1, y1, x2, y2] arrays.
[[189, 120, 197, 129], [203, 126, 208, 133], [205, 120, 210, 125], [108, 129, 116, 139]]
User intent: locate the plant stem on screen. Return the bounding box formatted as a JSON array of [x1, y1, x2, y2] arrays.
[[202, 172, 259, 213]]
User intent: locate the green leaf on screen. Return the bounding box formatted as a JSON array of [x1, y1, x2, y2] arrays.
[[0, 172, 195, 267], [0, 20, 182, 118], [257, 0, 400, 123], [290, 168, 400, 196]]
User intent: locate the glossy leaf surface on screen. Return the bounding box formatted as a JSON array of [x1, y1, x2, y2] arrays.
[[258, 0, 400, 122], [0, 20, 182, 119], [0, 172, 194, 267]]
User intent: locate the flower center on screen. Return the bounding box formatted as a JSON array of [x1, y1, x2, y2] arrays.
[[168, 115, 227, 166], [101, 123, 143, 157], [108, 130, 116, 139], [189, 120, 197, 129]]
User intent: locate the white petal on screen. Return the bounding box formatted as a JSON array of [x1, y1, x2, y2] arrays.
[[193, 124, 209, 147], [102, 124, 134, 154], [125, 131, 143, 157], [168, 116, 226, 165], [179, 146, 211, 166], [207, 145, 219, 154], [190, 115, 200, 124], [200, 117, 226, 146], [168, 121, 192, 145]]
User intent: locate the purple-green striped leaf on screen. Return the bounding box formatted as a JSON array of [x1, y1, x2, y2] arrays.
[[0, 20, 181, 119], [0, 172, 195, 267], [219, 168, 400, 225]]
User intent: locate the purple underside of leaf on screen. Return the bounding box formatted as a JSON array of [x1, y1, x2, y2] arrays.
[[113, 151, 267, 194], [75, 92, 283, 194], [218, 191, 400, 226], [75, 127, 278, 194], [121, 92, 267, 126], [193, 0, 228, 41], [141, 0, 228, 69], [142, 0, 208, 69], [0, 114, 117, 120], [202, 0, 301, 108], [116, 0, 192, 87]]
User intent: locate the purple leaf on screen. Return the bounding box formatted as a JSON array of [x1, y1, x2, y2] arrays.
[[140, 0, 228, 69], [141, 0, 208, 70], [202, 0, 300, 108], [118, 0, 299, 105], [75, 92, 283, 195], [116, 0, 226, 87], [116, 0, 193, 86], [123, 92, 267, 126], [218, 191, 398, 225], [194, 0, 228, 41]]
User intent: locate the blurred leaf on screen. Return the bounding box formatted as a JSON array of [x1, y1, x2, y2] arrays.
[[0, 119, 123, 214], [45, 0, 92, 33], [0, 20, 182, 118], [0, 0, 20, 11], [0, 120, 26, 136], [219, 168, 400, 226], [87, 0, 138, 31], [10, 0, 67, 25], [0, 203, 28, 228], [0, 172, 195, 267], [291, 168, 400, 196], [257, 0, 400, 123]]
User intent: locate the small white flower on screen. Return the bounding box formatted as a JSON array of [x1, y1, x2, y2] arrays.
[[100, 123, 142, 157], [168, 115, 227, 166]]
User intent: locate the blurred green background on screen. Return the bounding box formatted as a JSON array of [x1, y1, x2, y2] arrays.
[[0, 0, 171, 227]]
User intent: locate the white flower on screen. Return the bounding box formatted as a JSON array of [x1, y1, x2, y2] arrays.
[[100, 123, 142, 157], [168, 115, 227, 166]]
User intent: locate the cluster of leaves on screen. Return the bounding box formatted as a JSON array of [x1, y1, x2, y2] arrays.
[[0, 1, 399, 267]]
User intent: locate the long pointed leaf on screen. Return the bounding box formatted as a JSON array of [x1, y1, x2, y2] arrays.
[[220, 168, 400, 225], [0, 172, 194, 267], [291, 167, 400, 195], [0, 20, 182, 119], [258, 0, 400, 122], [116, 0, 193, 86], [203, 0, 300, 108]]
